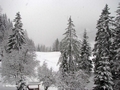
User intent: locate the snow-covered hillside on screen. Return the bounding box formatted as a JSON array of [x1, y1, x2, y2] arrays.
[[36, 52, 61, 72]]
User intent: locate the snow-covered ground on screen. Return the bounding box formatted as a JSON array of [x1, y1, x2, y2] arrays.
[[0, 51, 94, 90], [36, 52, 61, 72]]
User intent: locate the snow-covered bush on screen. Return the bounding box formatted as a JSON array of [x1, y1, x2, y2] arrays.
[[38, 61, 55, 90], [56, 70, 89, 90]]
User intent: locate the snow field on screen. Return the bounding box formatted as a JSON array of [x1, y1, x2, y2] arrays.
[[36, 52, 61, 72]]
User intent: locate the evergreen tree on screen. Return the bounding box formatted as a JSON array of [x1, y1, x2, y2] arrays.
[[0, 15, 5, 43], [2, 12, 38, 90], [58, 17, 81, 89], [7, 12, 25, 52], [80, 30, 92, 74], [59, 16, 81, 73], [93, 4, 114, 90], [53, 38, 60, 51], [0, 14, 13, 61], [0, 14, 13, 46], [56, 38, 60, 51], [111, 3, 120, 90]]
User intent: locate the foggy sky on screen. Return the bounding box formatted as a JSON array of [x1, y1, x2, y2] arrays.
[[0, 0, 119, 47]]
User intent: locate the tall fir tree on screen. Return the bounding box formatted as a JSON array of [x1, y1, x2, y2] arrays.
[[111, 3, 120, 90], [58, 17, 81, 89], [7, 12, 25, 52], [80, 30, 92, 74], [59, 16, 81, 73], [93, 4, 114, 90]]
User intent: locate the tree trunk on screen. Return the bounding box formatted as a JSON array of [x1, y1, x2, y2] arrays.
[[44, 86, 49, 90]]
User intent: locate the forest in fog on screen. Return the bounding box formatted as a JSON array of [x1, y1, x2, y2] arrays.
[[0, 2, 120, 90]]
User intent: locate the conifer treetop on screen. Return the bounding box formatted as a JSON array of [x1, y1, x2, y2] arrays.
[[13, 12, 22, 30], [63, 16, 77, 38], [7, 12, 26, 52], [116, 3, 120, 25]]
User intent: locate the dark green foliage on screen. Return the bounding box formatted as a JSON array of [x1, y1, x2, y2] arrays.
[[93, 4, 114, 90], [7, 12, 25, 52], [80, 30, 92, 74], [111, 3, 120, 90], [59, 52, 69, 74]]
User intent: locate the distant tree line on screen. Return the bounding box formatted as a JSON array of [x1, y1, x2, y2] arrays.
[[36, 38, 60, 52], [36, 44, 52, 52]]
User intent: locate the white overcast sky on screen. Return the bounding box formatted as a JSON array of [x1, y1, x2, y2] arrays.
[[0, 0, 119, 47]]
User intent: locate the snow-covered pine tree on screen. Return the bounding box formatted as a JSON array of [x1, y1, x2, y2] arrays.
[[2, 12, 38, 90], [58, 17, 82, 90], [0, 15, 5, 43], [58, 52, 69, 89], [7, 12, 25, 52], [38, 62, 55, 90], [93, 4, 114, 90], [0, 14, 5, 59], [59, 16, 81, 73], [0, 13, 13, 61], [111, 3, 120, 90], [80, 30, 92, 75], [56, 69, 89, 90]]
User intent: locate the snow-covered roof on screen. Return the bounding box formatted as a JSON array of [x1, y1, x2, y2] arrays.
[[28, 82, 41, 85]]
